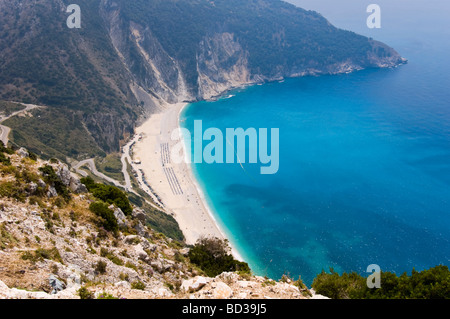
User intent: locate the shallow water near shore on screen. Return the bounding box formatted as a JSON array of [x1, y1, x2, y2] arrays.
[[180, 3, 450, 286]]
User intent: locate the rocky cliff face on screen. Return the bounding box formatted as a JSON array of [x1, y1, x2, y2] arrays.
[[196, 32, 251, 100]]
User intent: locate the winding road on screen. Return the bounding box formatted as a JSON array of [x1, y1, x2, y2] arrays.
[[72, 159, 126, 188], [72, 141, 165, 211], [0, 103, 43, 146]]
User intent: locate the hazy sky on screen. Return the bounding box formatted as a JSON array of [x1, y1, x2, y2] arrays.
[[284, 0, 450, 45]]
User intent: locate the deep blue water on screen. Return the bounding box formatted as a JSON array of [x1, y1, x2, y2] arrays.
[[181, 1, 450, 285]]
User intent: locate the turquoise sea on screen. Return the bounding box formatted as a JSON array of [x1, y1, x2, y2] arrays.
[[181, 1, 450, 285]]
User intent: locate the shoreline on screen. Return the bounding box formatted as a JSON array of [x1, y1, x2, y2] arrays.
[[132, 102, 245, 262], [176, 103, 246, 262]]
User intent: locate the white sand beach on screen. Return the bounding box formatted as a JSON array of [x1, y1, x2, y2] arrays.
[[132, 103, 243, 260]]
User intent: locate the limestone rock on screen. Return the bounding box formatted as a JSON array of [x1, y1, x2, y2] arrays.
[[47, 186, 57, 198], [115, 281, 131, 289], [124, 235, 140, 245], [17, 147, 29, 158], [56, 164, 72, 187], [109, 205, 127, 227], [213, 282, 233, 299], [179, 248, 190, 256], [37, 179, 46, 188], [69, 176, 88, 194], [28, 182, 38, 195], [132, 208, 147, 222], [150, 260, 163, 273], [49, 275, 65, 295], [181, 276, 210, 293], [134, 221, 150, 238], [135, 244, 149, 262]]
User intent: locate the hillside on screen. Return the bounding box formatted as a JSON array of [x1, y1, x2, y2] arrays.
[[0, 0, 405, 160], [0, 145, 319, 299]]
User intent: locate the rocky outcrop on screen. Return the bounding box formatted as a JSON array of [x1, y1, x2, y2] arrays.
[[55, 163, 87, 194], [109, 205, 127, 228]]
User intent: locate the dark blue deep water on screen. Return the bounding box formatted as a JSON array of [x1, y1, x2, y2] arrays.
[[181, 1, 450, 285]]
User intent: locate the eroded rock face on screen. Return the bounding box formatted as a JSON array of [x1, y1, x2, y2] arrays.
[[49, 275, 65, 295], [197, 32, 251, 100], [56, 165, 72, 187]]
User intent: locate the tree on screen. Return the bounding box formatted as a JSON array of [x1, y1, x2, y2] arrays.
[[188, 236, 250, 277]]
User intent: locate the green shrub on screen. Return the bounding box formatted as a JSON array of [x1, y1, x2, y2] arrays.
[[0, 142, 14, 155], [0, 181, 27, 202], [125, 261, 138, 271], [0, 223, 18, 250], [100, 247, 123, 266], [188, 236, 251, 277], [131, 280, 146, 290], [81, 177, 132, 215], [89, 202, 118, 232], [21, 247, 63, 264], [0, 152, 11, 166], [77, 286, 94, 299], [28, 151, 38, 161], [29, 196, 45, 207], [95, 260, 107, 274]]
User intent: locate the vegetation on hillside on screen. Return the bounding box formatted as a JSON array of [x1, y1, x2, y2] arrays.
[[0, 147, 449, 299], [0, 0, 139, 156], [81, 176, 133, 216], [312, 265, 450, 299], [0, 101, 25, 117], [4, 107, 104, 160], [82, 176, 184, 241], [89, 201, 119, 233]]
